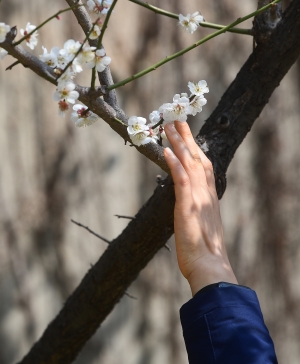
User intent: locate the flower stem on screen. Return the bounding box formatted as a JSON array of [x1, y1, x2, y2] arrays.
[[152, 119, 164, 130], [13, 4, 84, 47], [109, 0, 281, 91], [129, 0, 253, 35], [90, 0, 119, 90]]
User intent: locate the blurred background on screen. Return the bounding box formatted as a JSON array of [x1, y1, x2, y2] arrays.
[[0, 0, 300, 363]]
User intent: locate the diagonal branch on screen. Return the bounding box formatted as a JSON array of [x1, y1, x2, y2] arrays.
[[17, 1, 300, 363]]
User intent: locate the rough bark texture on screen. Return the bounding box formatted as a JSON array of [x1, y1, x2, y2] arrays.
[[199, 0, 300, 198], [16, 0, 300, 363]]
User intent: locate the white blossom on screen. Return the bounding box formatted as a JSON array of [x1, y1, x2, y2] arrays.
[[160, 128, 167, 140], [159, 94, 192, 123], [130, 130, 154, 146], [0, 22, 10, 43], [86, 48, 111, 72], [127, 116, 149, 135], [77, 44, 96, 64], [63, 39, 81, 56], [58, 100, 69, 118], [87, 0, 112, 14], [53, 82, 79, 104], [0, 47, 8, 59], [188, 80, 209, 96], [189, 95, 207, 116], [55, 67, 76, 85], [89, 25, 101, 40], [20, 22, 38, 49], [71, 104, 98, 127], [178, 12, 204, 34], [55, 50, 70, 68], [87, 0, 101, 14], [39, 46, 60, 67], [191, 12, 204, 24], [70, 57, 83, 73], [149, 110, 162, 124]]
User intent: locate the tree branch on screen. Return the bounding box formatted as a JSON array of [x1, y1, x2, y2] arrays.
[[1, 33, 169, 174], [17, 1, 300, 363], [65, 0, 125, 116], [108, 0, 282, 91], [129, 0, 254, 35]]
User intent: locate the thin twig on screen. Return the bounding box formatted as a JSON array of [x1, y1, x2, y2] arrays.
[[125, 291, 138, 300], [91, 0, 119, 90], [108, 0, 281, 90], [114, 215, 134, 219], [129, 0, 253, 35], [6, 60, 21, 70], [13, 4, 84, 47], [71, 219, 110, 244]]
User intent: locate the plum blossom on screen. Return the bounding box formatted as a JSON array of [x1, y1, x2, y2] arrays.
[[55, 67, 76, 85], [71, 104, 98, 127], [0, 47, 8, 60], [87, 0, 103, 14], [160, 128, 167, 140], [87, 0, 112, 15], [189, 95, 207, 116], [58, 100, 69, 118], [127, 116, 149, 135], [159, 94, 192, 123], [178, 11, 204, 34], [149, 110, 162, 124], [53, 82, 79, 104], [20, 22, 38, 49], [77, 44, 96, 64], [86, 48, 111, 72], [0, 22, 10, 43], [39, 46, 60, 67], [130, 131, 154, 147], [127, 116, 159, 146], [63, 39, 81, 56], [188, 80, 209, 96], [89, 25, 101, 40]]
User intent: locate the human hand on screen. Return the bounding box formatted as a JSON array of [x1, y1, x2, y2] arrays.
[[164, 121, 238, 296]]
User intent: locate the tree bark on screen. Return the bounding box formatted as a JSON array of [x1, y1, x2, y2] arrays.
[[17, 0, 300, 363]]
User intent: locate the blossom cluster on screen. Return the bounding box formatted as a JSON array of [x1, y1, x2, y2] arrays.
[[178, 11, 204, 34], [127, 80, 209, 146], [40, 0, 115, 126]]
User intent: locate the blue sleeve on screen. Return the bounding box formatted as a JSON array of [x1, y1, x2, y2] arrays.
[[180, 282, 278, 364]]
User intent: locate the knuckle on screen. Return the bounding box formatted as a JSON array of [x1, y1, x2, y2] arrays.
[[178, 176, 189, 188], [187, 159, 199, 171]]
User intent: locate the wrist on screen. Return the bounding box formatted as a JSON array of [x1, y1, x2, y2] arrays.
[[186, 256, 238, 296]]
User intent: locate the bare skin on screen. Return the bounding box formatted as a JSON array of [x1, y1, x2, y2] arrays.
[[164, 121, 238, 296]]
